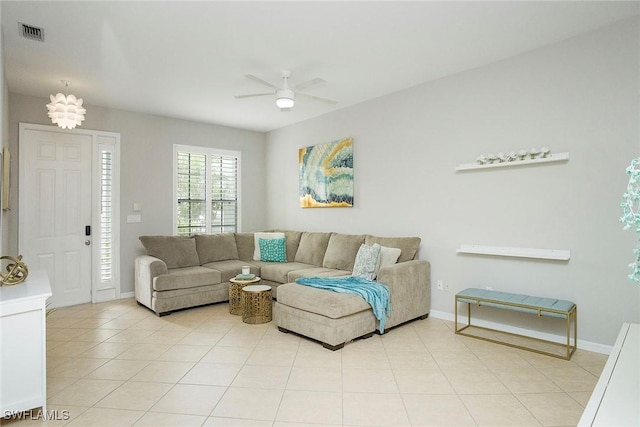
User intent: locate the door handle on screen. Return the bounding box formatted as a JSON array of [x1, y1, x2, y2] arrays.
[[85, 240, 91, 246]]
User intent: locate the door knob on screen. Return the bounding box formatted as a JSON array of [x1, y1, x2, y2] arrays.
[[85, 240, 91, 246]]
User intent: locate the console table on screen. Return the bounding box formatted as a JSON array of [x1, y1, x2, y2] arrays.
[[578, 323, 639, 426], [0, 270, 52, 416]]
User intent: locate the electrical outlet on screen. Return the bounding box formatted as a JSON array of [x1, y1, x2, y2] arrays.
[[444, 282, 451, 292], [437, 280, 443, 291]]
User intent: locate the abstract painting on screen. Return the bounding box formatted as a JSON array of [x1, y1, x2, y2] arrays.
[[299, 137, 353, 208]]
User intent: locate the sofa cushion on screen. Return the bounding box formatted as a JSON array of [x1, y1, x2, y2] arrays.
[[287, 267, 351, 282], [153, 266, 221, 291], [253, 232, 285, 260], [259, 237, 287, 262], [365, 235, 421, 263], [203, 259, 260, 282], [260, 262, 316, 284], [375, 244, 402, 277], [277, 283, 371, 319], [294, 232, 332, 266], [271, 230, 303, 262], [140, 235, 200, 269], [235, 232, 255, 261], [195, 233, 239, 264], [322, 233, 366, 271], [352, 244, 381, 280]]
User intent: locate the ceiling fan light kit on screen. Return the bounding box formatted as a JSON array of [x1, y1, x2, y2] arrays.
[[276, 88, 295, 109], [236, 70, 336, 111]]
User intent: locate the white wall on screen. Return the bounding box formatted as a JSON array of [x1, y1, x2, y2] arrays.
[[7, 94, 267, 294], [0, 1, 7, 257], [265, 18, 640, 347]]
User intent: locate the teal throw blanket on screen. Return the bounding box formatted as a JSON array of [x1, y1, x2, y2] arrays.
[[295, 276, 392, 333]]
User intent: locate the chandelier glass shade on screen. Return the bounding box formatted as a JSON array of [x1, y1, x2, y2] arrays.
[[46, 81, 86, 129]]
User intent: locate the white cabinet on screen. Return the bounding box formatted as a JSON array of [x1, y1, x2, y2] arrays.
[[0, 270, 52, 416], [578, 323, 640, 426]]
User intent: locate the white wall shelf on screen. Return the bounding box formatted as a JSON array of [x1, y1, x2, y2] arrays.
[[457, 244, 571, 261], [455, 152, 569, 172]]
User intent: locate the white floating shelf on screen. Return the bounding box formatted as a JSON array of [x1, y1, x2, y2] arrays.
[[455, 152, 569, 172], [457, 244, 571, 261]]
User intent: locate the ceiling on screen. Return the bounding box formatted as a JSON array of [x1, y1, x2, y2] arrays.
[[2, 1, 639, 133]]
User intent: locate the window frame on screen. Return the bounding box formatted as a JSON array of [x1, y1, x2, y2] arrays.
[[173, 144, 242, 235]]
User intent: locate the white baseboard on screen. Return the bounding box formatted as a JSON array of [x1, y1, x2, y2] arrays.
[[120, 291, 134, 299], [94, 287, 117, 303], [429, 309, 612, 355]]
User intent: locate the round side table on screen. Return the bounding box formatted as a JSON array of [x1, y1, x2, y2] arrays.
[[242, 284, 272, 324], [229, 276, 261, 315]]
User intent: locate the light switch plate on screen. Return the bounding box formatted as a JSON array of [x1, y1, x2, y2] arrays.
[[127, 214, 141, 223]]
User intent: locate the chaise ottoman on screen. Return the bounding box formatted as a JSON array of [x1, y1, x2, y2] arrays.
[[274, 281, 377, 350]]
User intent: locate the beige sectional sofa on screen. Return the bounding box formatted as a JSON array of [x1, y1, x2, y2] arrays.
[[135, 230, 430, 349]]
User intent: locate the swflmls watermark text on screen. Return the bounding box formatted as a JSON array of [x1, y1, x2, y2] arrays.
[[3, 409, 70, 421]]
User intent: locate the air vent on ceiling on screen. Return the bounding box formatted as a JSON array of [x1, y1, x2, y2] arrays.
[[19, 23, 44, 42]]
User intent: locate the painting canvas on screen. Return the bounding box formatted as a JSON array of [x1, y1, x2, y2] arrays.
[[299, 137, 353, 208]]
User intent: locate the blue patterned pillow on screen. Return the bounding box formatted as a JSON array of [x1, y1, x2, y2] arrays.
[[352, 244, 381, 280], [259, 237, 287, 262]]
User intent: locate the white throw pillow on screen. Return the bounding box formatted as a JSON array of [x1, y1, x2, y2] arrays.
[[352, 244, 381, 281], [253, 232, 285, 261], [374, 244, 402, 277]]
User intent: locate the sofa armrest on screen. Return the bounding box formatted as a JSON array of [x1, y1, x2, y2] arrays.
[[135, 255, 169, 309], [376, 259, 430, 330]]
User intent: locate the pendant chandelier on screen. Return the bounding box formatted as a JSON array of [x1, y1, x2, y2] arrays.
[[46, 80, 86, 129]]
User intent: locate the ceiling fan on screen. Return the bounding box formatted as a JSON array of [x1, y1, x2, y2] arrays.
[[235, 70, 337, 111]]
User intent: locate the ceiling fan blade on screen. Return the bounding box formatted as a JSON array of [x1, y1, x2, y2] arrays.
[[234, 92, 273, 99], [294, 78, 325, 92], [298, 92, 338, 105], [244, 74, 279, 89]]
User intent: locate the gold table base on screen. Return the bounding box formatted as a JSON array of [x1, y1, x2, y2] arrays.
[[242, 285, 272, 324], [229, 277, 260, 315]]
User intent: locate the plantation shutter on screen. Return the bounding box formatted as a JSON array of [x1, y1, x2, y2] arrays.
[[211, 155, 238, 233], [99, 148, 114, 284], [176, 152, 207, 235], [175, 146, 240, 235]]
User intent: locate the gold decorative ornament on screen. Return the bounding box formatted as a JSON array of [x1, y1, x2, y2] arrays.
[[0, 255, 29, 286]]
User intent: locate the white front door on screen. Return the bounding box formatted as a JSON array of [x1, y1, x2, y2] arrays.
[[19, 128, 93, 308]]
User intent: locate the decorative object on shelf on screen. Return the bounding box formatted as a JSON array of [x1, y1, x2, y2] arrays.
[[530, 147, 540, 159], [456, 151, 568, 172], [465, 147, 554, 169], [299, 137, 353, 208], [46, 80, 86, 129], [0, 255, 29, 286], [620, 157, 640, 282]]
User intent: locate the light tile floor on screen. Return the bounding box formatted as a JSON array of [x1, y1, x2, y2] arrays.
[[1, 298, 607, 427]]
